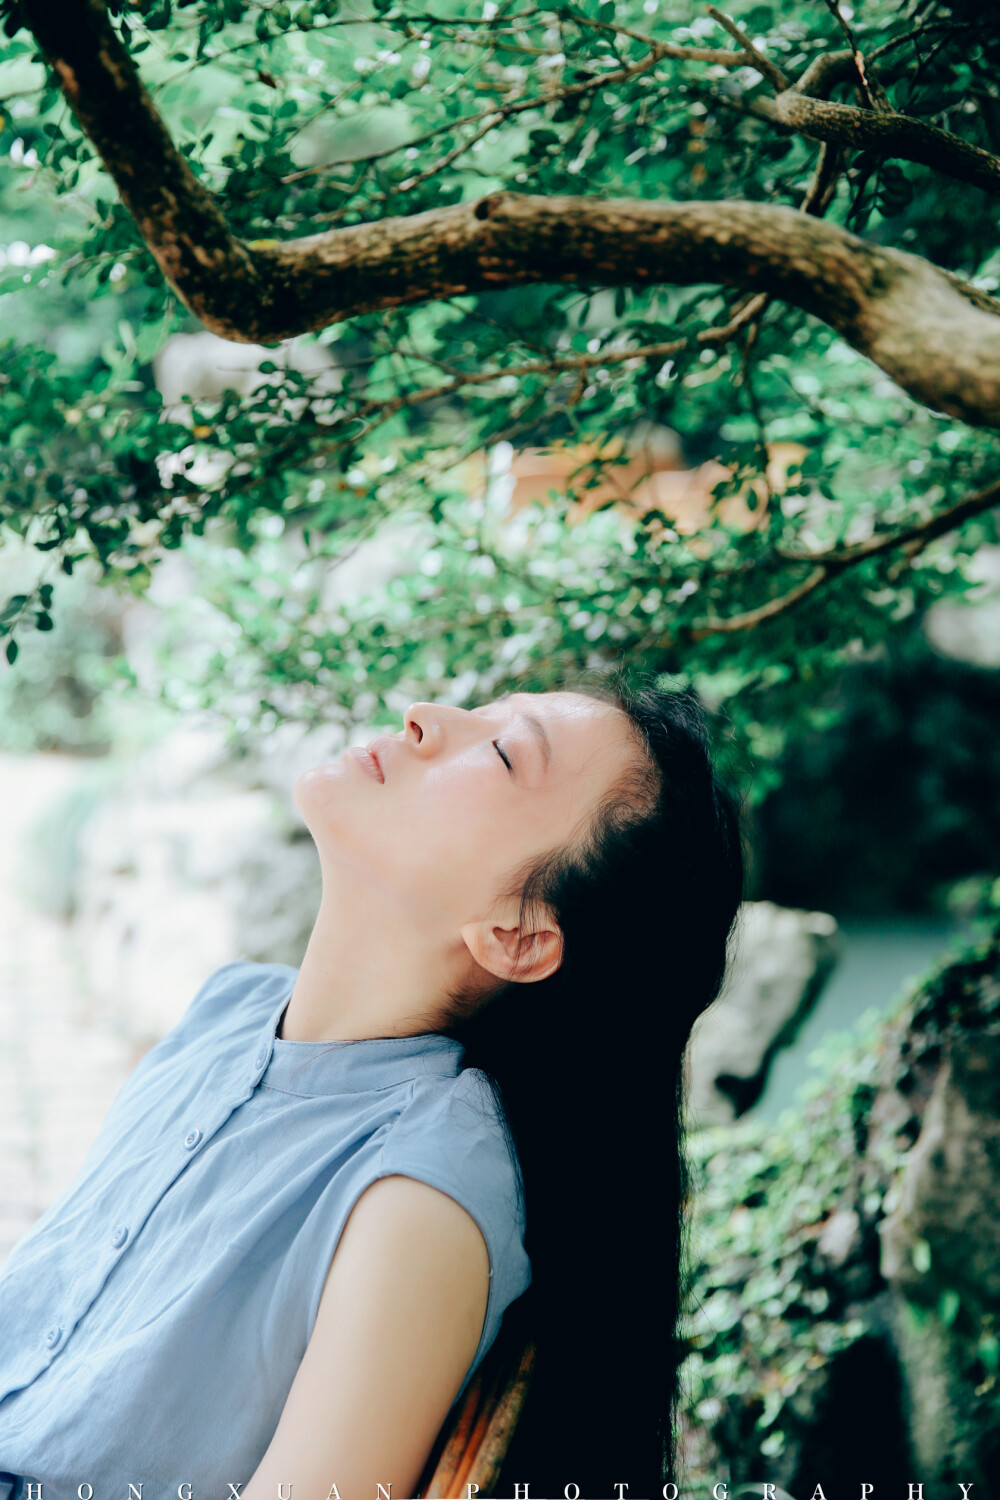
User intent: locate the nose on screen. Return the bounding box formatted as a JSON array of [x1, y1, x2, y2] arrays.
[[403, 702, 439, 754], [404, 701, 476, 758]]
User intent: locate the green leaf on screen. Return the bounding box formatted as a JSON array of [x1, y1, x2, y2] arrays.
[[911, 1238, 932, 1274], [938, 1288, 960, 1327]]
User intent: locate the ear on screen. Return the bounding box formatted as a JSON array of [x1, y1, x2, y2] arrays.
[[460, 912, 564, 985]]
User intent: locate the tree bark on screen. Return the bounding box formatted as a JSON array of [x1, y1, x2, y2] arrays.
[[751, 92, 1000, 199], [19, 0, 1000, 427]]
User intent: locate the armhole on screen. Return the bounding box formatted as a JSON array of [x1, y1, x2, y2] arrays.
[[374, 1127, 499, 1400]]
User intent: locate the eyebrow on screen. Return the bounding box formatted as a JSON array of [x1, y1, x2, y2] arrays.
[[494, 691, 552, 774], [521, 711, 552, 772]]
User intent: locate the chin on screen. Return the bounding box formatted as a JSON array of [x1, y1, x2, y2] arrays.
[[293, 761, 346, 817]]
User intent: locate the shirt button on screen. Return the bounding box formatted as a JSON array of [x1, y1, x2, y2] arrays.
[[44, 1325, 63, 1349], [111, 1225, 130, 1249], [183, 1129, 202, 1150], [255, 1053, 266, 1070]]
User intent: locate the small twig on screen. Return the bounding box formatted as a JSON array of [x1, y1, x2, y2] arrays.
[[801, 139, 846, 217], [281, 28, 735, 194], [820, 0, 877, 110], [398, 110, 504, 193], [569, 366, 589, 406], [690, 565, 826, 638], [705, 5, 790, 92], [781, 474, 1000, 569], [659, 472, 1000, 644], [562, 6, 745, 68], [305, 296, 777, 458]]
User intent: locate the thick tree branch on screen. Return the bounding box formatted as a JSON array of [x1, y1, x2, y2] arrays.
[[20, 0, 1000, 428], [692, 17, 1000, 200], [750, 91, 1000, 199], [21, 0, 266, 330]]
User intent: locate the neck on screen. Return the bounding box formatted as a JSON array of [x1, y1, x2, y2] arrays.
[[281, 869, 471, 1043]]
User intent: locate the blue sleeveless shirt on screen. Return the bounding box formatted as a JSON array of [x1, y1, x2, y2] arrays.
[[0, 962, 531, 1500]]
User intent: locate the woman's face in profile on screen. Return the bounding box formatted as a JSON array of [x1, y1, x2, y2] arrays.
[[293, 689, 636, 929]]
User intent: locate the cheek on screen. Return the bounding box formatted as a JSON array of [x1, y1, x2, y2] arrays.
[[410, 771, 555, 902], [294, 758, 528, 905], [403, 765, 493, 853], [396, 766, 518, 896]]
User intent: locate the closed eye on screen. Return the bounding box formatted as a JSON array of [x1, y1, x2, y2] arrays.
[[493, 739, 512, 773]]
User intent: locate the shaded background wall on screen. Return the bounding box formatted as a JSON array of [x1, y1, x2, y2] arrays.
[[747, 616, 999, 1115]]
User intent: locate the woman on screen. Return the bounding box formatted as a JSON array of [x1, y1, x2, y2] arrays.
[[0, 668, 743, 1499]]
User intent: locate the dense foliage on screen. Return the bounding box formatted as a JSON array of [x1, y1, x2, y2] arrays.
[[1, 0, 999, 786], [680, 882, 1000, 1486]]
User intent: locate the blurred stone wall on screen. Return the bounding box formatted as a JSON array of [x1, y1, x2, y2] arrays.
[[686, 901, 840, 1126], [70, 724, 321, 1046]]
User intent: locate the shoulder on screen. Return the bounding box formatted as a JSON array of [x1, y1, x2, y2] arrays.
[[134, 960, 294, 1069], [376, 1064, 531, 1398], [385, 1066, 523, 1212], [191, 957, 297, 1007], [381, 1063, 530, 1290], [180, 958, 296, 1031]]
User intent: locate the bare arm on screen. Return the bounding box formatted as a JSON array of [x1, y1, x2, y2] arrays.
[[240, 1173, 491, 1500]]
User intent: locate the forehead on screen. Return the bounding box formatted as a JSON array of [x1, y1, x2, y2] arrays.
[[489, 689, 604, 717], [487, 690, 633, 760]]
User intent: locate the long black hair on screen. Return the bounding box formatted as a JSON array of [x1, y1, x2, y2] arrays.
[[440, 667, 745, 1497]]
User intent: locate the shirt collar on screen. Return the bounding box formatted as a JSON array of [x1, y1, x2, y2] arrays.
[[250, 979, 466, 1096]]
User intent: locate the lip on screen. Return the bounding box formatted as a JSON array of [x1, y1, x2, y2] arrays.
[[346, 746, 384, 784], [367, 736, 393, 782]]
